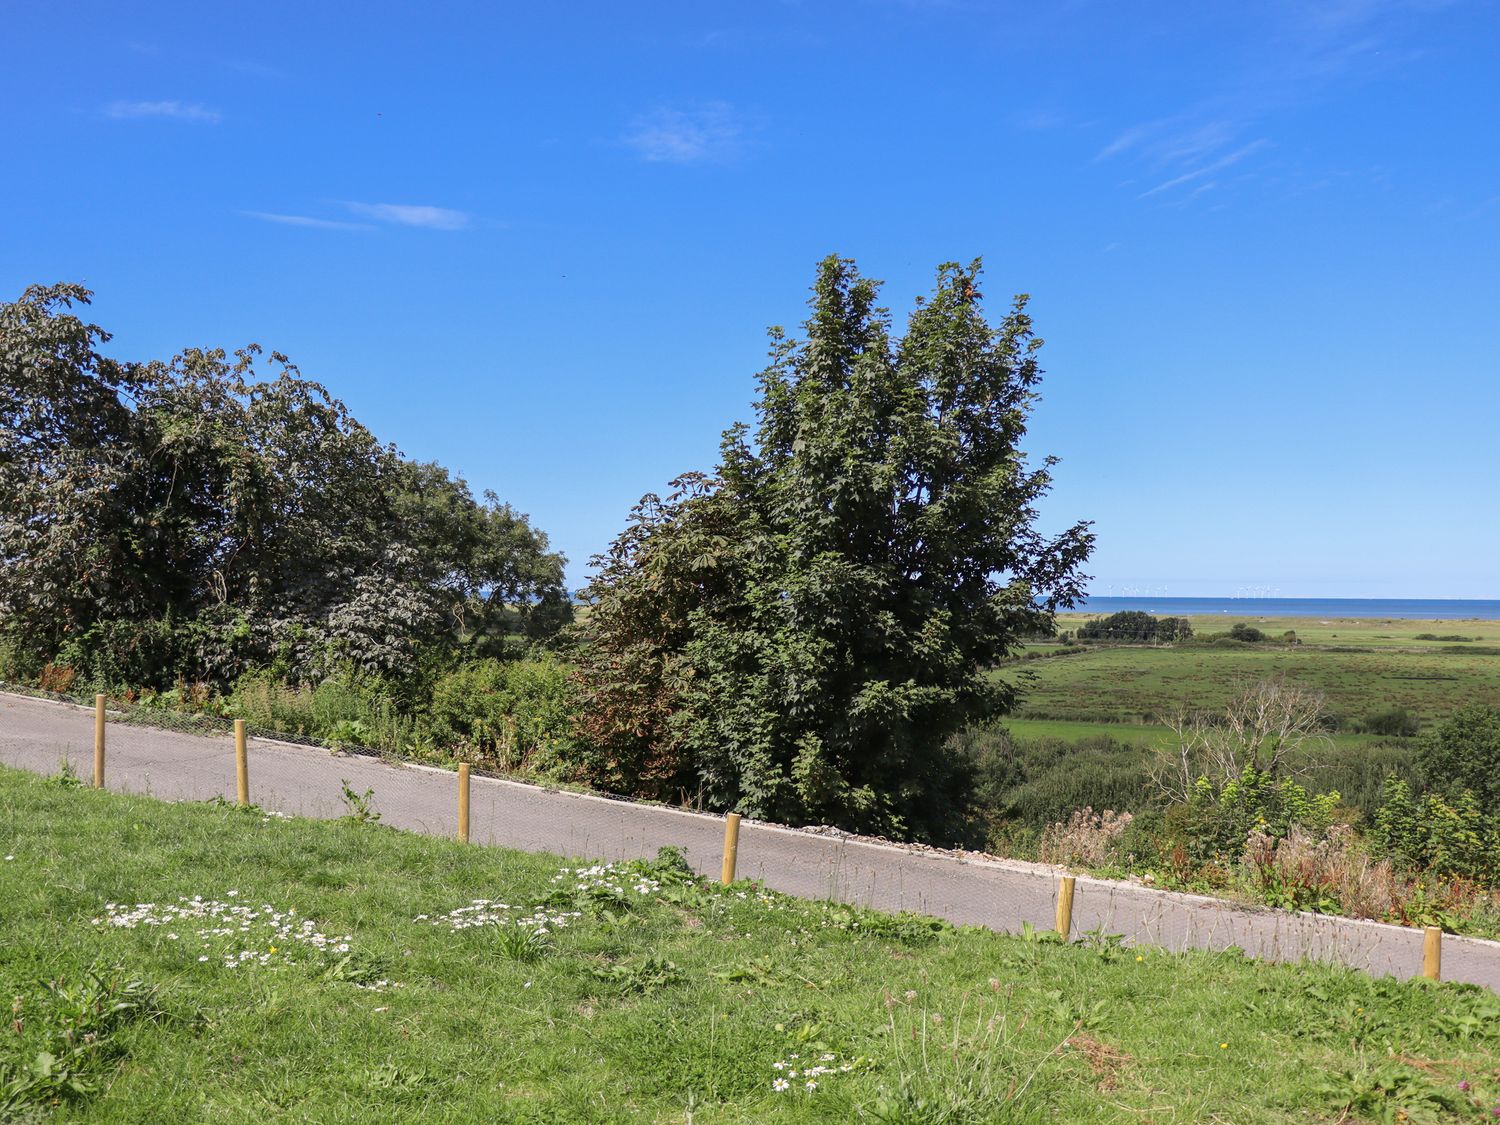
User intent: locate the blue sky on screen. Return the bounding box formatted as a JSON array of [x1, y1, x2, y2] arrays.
[[5, 1, 1498, 597]]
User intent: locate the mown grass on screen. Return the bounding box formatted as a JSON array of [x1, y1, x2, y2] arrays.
[[2, 767, 1499, 1122]]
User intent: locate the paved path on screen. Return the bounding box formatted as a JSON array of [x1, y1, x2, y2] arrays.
[[3, 691, 1496, 992]]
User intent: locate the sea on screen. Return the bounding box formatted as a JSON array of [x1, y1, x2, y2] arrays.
[[1069, 597, 1500, 621]]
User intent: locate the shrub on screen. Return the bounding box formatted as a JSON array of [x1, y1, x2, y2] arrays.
[[223, 669, 413, 752], [1076, 612, 1191, 643], [1227, 623, 1265, 643], [1306, 741, 1419, 821], [1373, 777, 1498, 883], [1038, 807, 1134, 867], [1183, 767, 1341, 862], [1243, 825, 1398, 917], [37, 661, 78, 695], [428, 655, 577, 772], [957, 728, 1152, 838], [1416, 705, 1500, 807], [1357, 706, 1419, 738]]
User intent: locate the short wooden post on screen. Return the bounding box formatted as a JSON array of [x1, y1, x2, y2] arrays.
[[457, 763, 471, 843], [1055, 875, 1076, 940], [1422, 925, 1442, 981], [93, 694, 106, 788], [234, 720, 249, 807], [720, 812, 742, 885]]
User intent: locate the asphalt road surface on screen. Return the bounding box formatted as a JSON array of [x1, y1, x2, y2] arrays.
[[2, 691, 1495, 992]]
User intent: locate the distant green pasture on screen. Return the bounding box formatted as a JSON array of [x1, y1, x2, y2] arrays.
[[999, 633, 1500, 732]]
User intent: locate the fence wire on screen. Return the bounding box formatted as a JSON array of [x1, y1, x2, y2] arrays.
[[1, 684, 1496, 993]]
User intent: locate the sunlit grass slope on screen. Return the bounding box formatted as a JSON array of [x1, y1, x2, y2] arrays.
[[1, 766, 1496, 1122]]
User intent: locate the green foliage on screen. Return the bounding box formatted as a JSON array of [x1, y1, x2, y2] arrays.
[[0, 283, 569, 692], [572, 256, 1093, 839], [1416, 704, 1500, 808], [338, 780, 381, 824], [0, 967, 167, 1117], [1184, 768, 1340, 861], [1076, 612, 1192, 643], [1356, 705, 1420, 738], [494, 926, 551, 964], [428, 654, 576, 771], [1374, 777, 1499, 882], [1227, 623, 1266, 643], [1313, 1061, 1466, 1123], [957, 727, 1150, 842]]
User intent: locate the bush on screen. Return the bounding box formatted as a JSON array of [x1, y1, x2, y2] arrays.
[[1416, 705, 1500, 807], [1075, 612, 1192, 643], [1183, 767, 1341, 862], [957, 728, 1152, 837], [1227, 623, 1265, 643], [223, 669, 414, 752], [1305, 741, 1419, 821], [1038, 807, 1133, 868], [1374, 777, 1499, 883], [1357, 706, 1420, 738], [1243, 825, 1397, 917], [428, 655, 577, 773]]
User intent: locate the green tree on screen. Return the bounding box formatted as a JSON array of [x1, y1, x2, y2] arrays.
[[0, 284, 151, 669], [573, 257, 1093, 839], [1, 283, 569, 689], [1417, 704, 1500, 808]]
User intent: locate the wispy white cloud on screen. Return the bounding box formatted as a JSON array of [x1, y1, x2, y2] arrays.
[[622, 102, 748, 164], [1139, 140, 1271, 198], [1095, 0, 1454, 205], [105, 100, 221, 124], [242, 211, 371, 231], [344, 202, 470, 230]]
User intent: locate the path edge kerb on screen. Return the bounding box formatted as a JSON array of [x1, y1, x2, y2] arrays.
[[4, 689, 1497, 992]]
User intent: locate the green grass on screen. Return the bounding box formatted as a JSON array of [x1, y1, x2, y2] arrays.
[[3, 767, 1499, 1122], [1057, 614, 1500, 649], [1000, 643, 1500, 729]]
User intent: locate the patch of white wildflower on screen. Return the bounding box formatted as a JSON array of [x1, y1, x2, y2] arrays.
[[770, 1050, 860, 1093], [554, 862, 663, 900], [418, 861, 665, 935], [414, 900, 581, 934], [94, 894, 352, 970]]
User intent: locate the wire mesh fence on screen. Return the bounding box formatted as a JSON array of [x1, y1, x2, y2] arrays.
[[2, 684, 1497, 993]]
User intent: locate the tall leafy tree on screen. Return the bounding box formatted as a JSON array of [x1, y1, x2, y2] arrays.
[[0, 284, 569, 687], [573, 257, 1093, 838], [0, 285, 151, 659]]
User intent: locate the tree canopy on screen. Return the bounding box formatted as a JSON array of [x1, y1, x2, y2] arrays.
[[571, 256, 1093, 838], [1077, 611, 1193, 643], [0, 283, 568, 689]]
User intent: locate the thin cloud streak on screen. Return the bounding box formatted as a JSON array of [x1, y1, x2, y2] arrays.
[[105, 100, 221, 124], [1138, 140, 1271, 198], [345, 202, 470, 230], [243, 211, 371, 231]]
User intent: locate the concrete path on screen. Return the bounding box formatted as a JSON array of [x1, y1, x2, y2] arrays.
[[3, 691, 1496, 992]]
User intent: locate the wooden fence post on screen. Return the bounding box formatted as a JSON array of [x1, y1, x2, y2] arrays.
[[1422, 925, 1442, 981], [234, 720, 249, 807], [720, 813, 742, 885], [1056, 875, 1076, 940], [457, 763, 471, 843], [93, 694, 106, 788]]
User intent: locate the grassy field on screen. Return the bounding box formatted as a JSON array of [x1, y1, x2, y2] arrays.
[[1056, 614, 1500, 649], [1002, 617, 1500, 735], [3, 767, 1498, 1122]]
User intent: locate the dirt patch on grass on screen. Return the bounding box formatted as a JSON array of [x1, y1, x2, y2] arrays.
[[1067, 1031, 1134, 1091]]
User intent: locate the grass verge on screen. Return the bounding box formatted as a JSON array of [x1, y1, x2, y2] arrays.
[[1, 765, 1497, 1122]]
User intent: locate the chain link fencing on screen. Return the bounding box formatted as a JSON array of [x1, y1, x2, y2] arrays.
[[2, 685, 1497, 994]]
